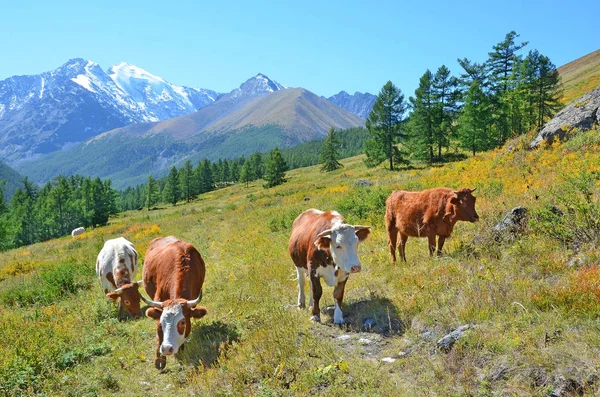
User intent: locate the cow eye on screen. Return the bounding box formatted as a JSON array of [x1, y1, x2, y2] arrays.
[[124, 300, 130, 306], [336, 245, 342, 249], [178, 319, 185, 328]]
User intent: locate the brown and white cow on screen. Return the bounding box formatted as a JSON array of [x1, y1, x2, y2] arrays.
[[96, 237, 142, 318], [385, 187, 479, 263], [141, 236, 207, 370], [289, 209, 371, 324]]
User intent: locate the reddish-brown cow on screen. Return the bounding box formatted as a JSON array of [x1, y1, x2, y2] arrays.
[[141, 236, 207, 370], [385, 188, 479, 263], [289, 209, 371, 324]]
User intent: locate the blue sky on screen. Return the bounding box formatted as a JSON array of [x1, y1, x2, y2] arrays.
[[2, 0, 598, 97]]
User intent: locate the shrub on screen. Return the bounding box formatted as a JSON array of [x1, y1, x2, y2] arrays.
[[336, 186, 390, 226]]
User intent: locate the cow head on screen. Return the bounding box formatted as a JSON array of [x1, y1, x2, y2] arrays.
[[143, 294, 207, 357], [106, 280, 143, 318], [446, 188, 479, 223], [315, 224, 371, 274]]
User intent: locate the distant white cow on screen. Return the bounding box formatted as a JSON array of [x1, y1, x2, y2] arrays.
[[71, 227, 85, 238], [96, 237, 142, 318]]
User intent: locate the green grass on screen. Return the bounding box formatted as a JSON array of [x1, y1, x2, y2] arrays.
[[1, 129, 600, 395]]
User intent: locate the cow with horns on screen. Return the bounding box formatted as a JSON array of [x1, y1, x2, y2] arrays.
[[96, 237, 143, 319], [385, 187, 479, 263], [289, 209, 371, 324], [141, 236, 207, 370]]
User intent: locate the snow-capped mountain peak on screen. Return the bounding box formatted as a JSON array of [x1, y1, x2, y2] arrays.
[[226, 73, 286, 102]]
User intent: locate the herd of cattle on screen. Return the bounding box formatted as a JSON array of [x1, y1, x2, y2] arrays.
[[95, 187, 478, 370]]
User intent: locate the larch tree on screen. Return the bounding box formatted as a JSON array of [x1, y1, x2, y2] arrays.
[[409, 70, 436, 163], [432, 65, 459, 160], [457, 80, 493, 156], [163, 166, 180, 206], [319, 127, 343, 172], [264, 147, 288, 188], [145, 175, 160, 210], [364, 81, 408, 170]]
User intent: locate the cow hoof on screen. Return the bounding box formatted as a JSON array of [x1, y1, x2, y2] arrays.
[[310, 315, 321, 322], [155, 356, 167, 370], [298, 304, 305, 310]]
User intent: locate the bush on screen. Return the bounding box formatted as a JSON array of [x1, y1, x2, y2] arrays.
[[0, 263, 91, 307], [336, 186, 390, 226]]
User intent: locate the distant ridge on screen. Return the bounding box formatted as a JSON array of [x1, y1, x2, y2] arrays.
[[557, 49, 600, 104]]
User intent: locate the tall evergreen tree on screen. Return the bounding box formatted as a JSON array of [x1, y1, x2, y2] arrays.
[[319, 127, 343, 172], [457, 80, 493, 156], [239, 158, 253, 187], [196, 159, 214, 194], [432, 65, 459, 160], [145, 175, 160, 210], [535, 54, 562, 129], [364, 81, 408, 170], [179, 160, 195, 202], [409, 70, 436, 162], [264, 147, 288, 188], [163, 166, 180, 206], [250, 153, 265, 180]]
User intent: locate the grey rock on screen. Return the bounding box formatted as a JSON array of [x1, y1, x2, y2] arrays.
[[530, 87, 600, 149], [354, 179, 374, 187], [436, 324, 472, 352], [493, 207, 529, 239]]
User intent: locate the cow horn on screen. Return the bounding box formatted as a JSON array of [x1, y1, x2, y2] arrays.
[[469, 187, 476, 193], [137, 280, 144, 286], [316, 229, 333, 238], [113, 286, 123, 294], [140, 294, 162, 308], [186, 292, 202, 307]]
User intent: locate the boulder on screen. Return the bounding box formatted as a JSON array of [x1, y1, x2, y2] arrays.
[[530, 87, 600, 149], [436, 324, 473, 352], [493, 206, 529, 238]]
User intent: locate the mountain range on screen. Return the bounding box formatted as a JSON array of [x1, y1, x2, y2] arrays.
[[326, 91, 377, 119], [3, 60, 368, 188]]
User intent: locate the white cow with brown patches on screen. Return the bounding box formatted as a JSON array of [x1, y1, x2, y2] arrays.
[[289, 209, 371, 323], [96, 237, 142, 318]]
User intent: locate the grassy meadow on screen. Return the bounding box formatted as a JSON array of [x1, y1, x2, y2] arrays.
[[2, 128, 600, 396]]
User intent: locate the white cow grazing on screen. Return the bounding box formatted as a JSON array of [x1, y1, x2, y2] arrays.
[[71, 227, 85, 237], [96, 237, 142, 318]]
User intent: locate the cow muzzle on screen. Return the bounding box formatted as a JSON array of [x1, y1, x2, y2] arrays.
[[160, 344, 176, 355], [470, 215, 480, 222], [350, 266, 361, 273]]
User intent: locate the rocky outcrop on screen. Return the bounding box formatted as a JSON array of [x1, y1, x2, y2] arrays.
[[493, 206, 529, 241], [530, 87, 600, 148]]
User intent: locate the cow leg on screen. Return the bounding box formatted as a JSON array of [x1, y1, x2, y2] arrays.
[[387, 223, 398, 264], [399, 233, 409, 262], [155, 324, 166, 370], [333, 278, 348, 324], [297, 267, 307, 308], [428, 234, 437, 256], [309, 271, 323, 322], [437, 236, 446, 256]]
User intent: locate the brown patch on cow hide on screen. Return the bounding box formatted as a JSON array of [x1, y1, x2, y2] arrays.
[[106, 272, 117, 289]]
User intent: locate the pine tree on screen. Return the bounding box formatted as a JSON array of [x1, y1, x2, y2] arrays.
[[239, 159, 253, 187], [264, 147, 288, 188], [409, 70, 436, 163], [196, 159, 214, 194], [163, 166, 180, 206], [319, 127, 343, 172], [432, 65, 459, 160], [364, 81, 408, 170], [179, 160, 195, 202], [145, 175, 159, 210], [457, 80, 493, 156]]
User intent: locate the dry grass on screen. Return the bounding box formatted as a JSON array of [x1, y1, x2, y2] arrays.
[[1, 129, 600, 396]]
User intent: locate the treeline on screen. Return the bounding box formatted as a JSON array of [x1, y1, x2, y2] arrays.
[[0, 176, 118, 250], [120, 127, 369, 210], [364, 31, 562, 169]]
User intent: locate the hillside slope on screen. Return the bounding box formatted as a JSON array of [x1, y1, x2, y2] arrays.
[[558, 49, 600, 103], [0, 161, 23, 200], [1, 125, 599, 395], [16, 87, 364, 188]]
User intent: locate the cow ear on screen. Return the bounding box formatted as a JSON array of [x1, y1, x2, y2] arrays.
[[450, 192, 459, 204], [190, 306, 208, 319], [106, 292, 120, 301], [354, 226, 371, 242], [146, 307, 163, 320], [314, 236, 331, 251]]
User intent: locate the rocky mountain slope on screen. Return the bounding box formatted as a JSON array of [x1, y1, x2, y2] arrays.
[[0, 59, 218, 163], [326, 90, 377, 119]]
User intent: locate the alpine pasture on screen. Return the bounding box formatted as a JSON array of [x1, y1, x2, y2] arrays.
[[2, 129, 600, 396]]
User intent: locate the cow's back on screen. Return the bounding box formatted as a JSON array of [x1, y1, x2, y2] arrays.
[[289, 209, 341, 268], [143, 236, 205, 302], [387, 188, 452, 236]]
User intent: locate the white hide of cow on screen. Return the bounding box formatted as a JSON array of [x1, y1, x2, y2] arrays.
[[71, 227, 85, 237], [96, 237, 138, 294]]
